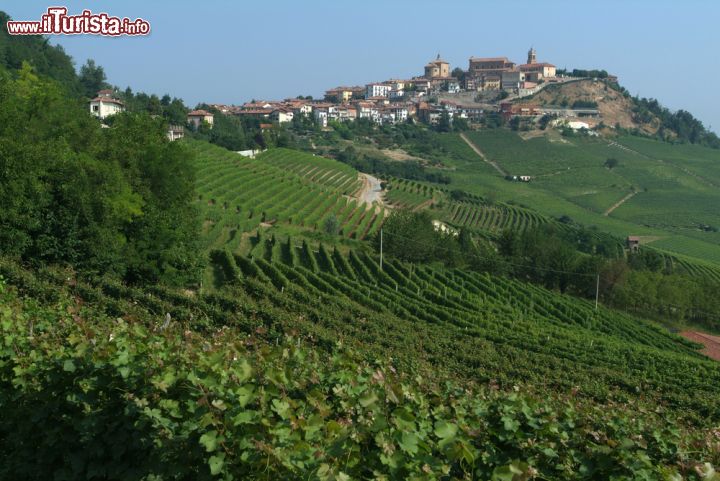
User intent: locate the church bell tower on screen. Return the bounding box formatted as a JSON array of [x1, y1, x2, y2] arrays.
[[527, 47, 537, 64]]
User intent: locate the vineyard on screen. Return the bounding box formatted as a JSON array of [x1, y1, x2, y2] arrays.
[[3, 245, 720, 477], [383, 177, 550, 234], [9, 218, 714, 424], [434, 130, 720, 268], [204, 240, 720, 418], [653, 248, 720, 283], [3, 269, 720, 480], [384, 177, 440, 210], [188, 141, 386, 253], [444, 200, 547, 232]]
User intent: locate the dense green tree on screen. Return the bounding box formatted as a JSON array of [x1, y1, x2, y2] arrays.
[[78, 59, 109, 98], [538, 114, 554, 130], [452, 116, 469, 131], [376, 210, 446, 263], [451, 67, 465, 81], [604, 158, 619, 169], [202, 112, 248, 151], [436, 111, 451, 133], [99, 113, 202, 284], [0, 12, 80, 95], [323, 214, 340, 236], [0, 64, 201, 286]]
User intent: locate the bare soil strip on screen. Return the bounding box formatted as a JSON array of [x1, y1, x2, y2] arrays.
[[603, 191, 637, 216], [459, 133, 508, 176], [356, 173, 384, 206], [680, 331, 720, 361]]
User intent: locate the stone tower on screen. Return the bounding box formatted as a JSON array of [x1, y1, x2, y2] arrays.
[[527, 47, 537, 64]]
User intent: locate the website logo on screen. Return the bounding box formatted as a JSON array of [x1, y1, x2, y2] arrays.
[[6, 7, 151, 36]]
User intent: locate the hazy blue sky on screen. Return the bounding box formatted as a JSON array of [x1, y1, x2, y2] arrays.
[[6, 1, 720, 131]]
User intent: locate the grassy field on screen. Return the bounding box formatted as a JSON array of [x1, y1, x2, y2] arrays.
[[433, 130, 720, 266]]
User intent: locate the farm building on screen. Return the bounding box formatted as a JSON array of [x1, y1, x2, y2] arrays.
[[627, 236, 641, 252]]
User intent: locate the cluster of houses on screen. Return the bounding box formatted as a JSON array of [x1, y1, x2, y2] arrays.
[[89, 47, 610, 135], [205, 94, 414, 128], [89, 90, 211, 140], [422, 48, 560, 94], [184, 48, 570, 129]]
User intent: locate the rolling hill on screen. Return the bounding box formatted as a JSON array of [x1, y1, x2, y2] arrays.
[[189, 140, 386, 250], [429, 129, 720, 268], [4, 258, 718, 479]]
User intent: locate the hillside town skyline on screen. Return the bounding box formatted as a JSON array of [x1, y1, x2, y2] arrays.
[[7, 1, 718, 132], [165, 48, 609, 132]]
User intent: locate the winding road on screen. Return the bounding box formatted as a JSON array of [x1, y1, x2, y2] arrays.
[[357, 173, 384, 205]]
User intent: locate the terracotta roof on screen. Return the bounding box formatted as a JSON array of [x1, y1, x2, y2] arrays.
[[469, 57, 512, 62], [519, 62, 556, 68], [237, 109, 271, 115], [242, 102, 275, 108], [97, 89, 114, 95], [90, 97, 124, 106], [188, 109, 212, 116]]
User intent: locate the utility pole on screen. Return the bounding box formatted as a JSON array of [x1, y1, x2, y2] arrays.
[[380, 228, 383, 271], [595, 274, 600, 311]]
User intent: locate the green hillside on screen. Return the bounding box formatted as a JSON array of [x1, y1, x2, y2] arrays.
[[433, 130, 720, 266], [190, 141, 385, 252], [3, 15, 720, 478], [3, 265, 718, 479]]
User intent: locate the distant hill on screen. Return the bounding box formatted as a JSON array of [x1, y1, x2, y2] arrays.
[[528, 79, 659, 134], [523, 78, 720, 148]]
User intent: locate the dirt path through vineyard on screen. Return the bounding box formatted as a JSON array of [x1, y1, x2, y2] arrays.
[[680, 331, 720, 361]]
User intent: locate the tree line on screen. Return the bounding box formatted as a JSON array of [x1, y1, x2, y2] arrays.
[[0, 62, 201, 286], [378, 210, 720, 331], [632, 97, 720, 148]]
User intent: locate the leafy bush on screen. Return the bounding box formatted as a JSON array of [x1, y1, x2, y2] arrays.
[[1, 280, 718, 480]]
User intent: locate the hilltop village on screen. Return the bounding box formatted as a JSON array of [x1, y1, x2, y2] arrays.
[[87, 47, 618, 136], [199, 48, 615, 131]]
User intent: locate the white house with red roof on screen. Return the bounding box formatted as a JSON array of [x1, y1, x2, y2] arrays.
[[187, 109, 214, 129], [270, 108, 294, 123], [89, 89, 124, 119]]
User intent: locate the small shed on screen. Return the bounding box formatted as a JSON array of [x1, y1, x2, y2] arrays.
[[626, 236, 641, 252]]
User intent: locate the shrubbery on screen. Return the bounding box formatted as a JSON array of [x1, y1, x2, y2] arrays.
[[1, 279, 718, 480]]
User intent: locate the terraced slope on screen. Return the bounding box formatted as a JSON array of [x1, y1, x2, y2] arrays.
[[2, 259, 717, 479], [437, 130, 720, 266], [199, 241, 720, 422], [187, 141, 385, 253]]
